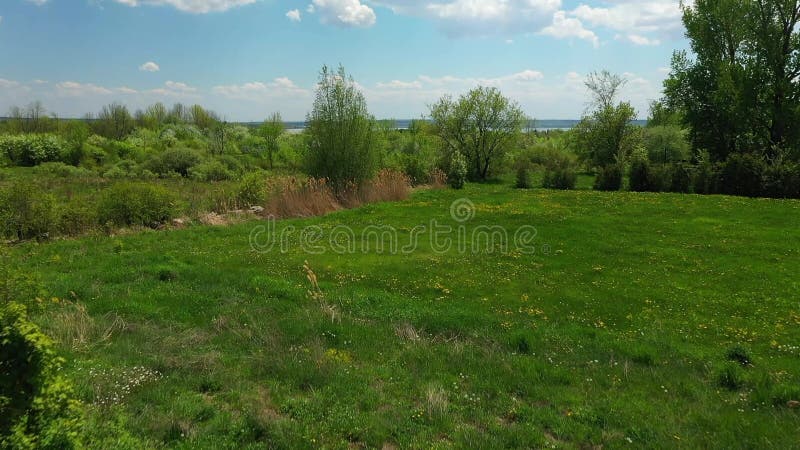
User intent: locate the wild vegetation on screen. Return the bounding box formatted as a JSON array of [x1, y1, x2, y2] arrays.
[[3, 0, 800, 446]]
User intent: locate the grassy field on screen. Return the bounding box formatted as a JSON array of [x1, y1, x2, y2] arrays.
[[10, 184, 800, 448]]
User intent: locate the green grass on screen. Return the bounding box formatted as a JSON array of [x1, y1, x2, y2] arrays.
[[10, 184, 800, 448]]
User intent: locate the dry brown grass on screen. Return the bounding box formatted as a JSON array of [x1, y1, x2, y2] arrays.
[[264, 170, 411, 219], [42, 302, 125, 351], [428, 168, 448, 189], [266, 177, 341, 219], [425, 385, 449, 417], [395, 322, 422, 342]]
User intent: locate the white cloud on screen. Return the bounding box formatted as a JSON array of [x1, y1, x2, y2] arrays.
[[163, 81, 197, 92], [286, 9, 301, 22], [113, 0, 258, 14], [117, 86, 139, 94], [310, 0, 376, 28], [56, 81, 113, 96], [26, 0, 48, 5], [571, 1, 683, 44], [212, 77, 309, 99], [372, 0, 560, 36], [617, 33, 661, 46], [376, 80, 424, 90], [139, 61, 160, 72], [540, 11, 599, 48], [0, 79, 21, 89]]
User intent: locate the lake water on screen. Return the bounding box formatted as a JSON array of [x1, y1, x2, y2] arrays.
[[277, 119, 648, 133]]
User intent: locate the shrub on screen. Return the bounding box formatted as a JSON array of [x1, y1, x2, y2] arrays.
[[726, 345, 752, 367], [642, 125, 690, 163], [542, 167, 577, 190], [0, 302, 84, 449], [693, 157, 720, 194], [57, 200, 97, 237], [594, 164, 623, 191], [515, 166, 531, 189], [236, 172, 267, 207], [762, 160, 800, 199], [98, 183, 175, 227], [32, 162, 93, 178], [305, 65, 378, 190], [0, 134, 65, 167], [669, 163, 692, 193], [648, 164, 673, 192], [720, 153, 764, 197], [146, 148, 201, 177], [189, 160, 234, 182], [629, 157, 652, 192], [448, 152, 468, 190], [0, 183, 57, 241]]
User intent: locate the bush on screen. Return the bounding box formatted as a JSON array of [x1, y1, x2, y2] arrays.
[[448, 152, 468, 190], [642, 125, 690, 163], [629, 158, 652, 192], [594, 164, 623, 191], [693, 157, 720, 194], [32, 162, 93, 178], [515, 166, 531, 189], [648, 164, 673, 192], [98, 183, 175, 227], [720, 153, 764, 197], [146, 148, 201, 177], [716, 362, 745, 391], [542, 167, 577, 190], [0, 302, 84, 449], [0, 134, 65, 167], [762, 160, 800, 199], [0, 183, 57, 241], [669, 163, 692, 193], [236, 172, 267, 207], [305, 65, 378, 190], [57, 200, 97, 237], [189, 159, 235, 182]]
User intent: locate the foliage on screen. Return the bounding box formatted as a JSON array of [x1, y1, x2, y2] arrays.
[[629, 154, 653, 192], [447, 151, 468, 190], [145, 148, 202, 177], [0, 302, 83, 449], [429, 86, 526, 181], [720, 153, 765, 197], [305, 65, 377, 190], [94, 103, 135, 141], [0, 182, 57, 241], [514, 166, 531, 189], [669, 163, 692, 193], [189, 159, 235, 182], [593, 164, 623, 191], [98, 182, 175, 227], [574, 72, 641, 168], [0, 134, 65, 167], [256, 113, 285, 169], [236, 172, 267, 207], [664, 0, 800, 159], [542, 167, 577, 190], [642, 125, 690, 163]]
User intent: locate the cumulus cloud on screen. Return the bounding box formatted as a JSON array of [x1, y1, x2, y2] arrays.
[[113, 0, 258, 14], [117, 86, 139, 94], [164, 80, 197, 92], [26, 0, 49, 5], [373, 0, 560, 36], [310, 0, 376, 28], [617, 33, 661, 46], [286, 9, 301, 22], [212, 77, 309, 99], [56, 81, 113, 96], [540, 11, 599, 48], [139, 61, 160, 72], [0, 79, 21, 89], [571, 1, 684, 42]]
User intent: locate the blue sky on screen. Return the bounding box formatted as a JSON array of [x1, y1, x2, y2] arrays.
[[0, 0, 689, 121]]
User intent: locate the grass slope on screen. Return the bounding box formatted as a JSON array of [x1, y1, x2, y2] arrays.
[[12, 185, 800, 449]]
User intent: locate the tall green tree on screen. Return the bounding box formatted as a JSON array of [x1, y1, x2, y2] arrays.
[[257, 112, 284, 169], [429, 86, 526, 181], [305, 65, 377, 189], [664, 0, 800, 160], [573, 71, 640, 168]]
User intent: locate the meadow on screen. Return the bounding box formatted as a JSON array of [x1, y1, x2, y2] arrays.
[[8, 183, 800, 449]]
